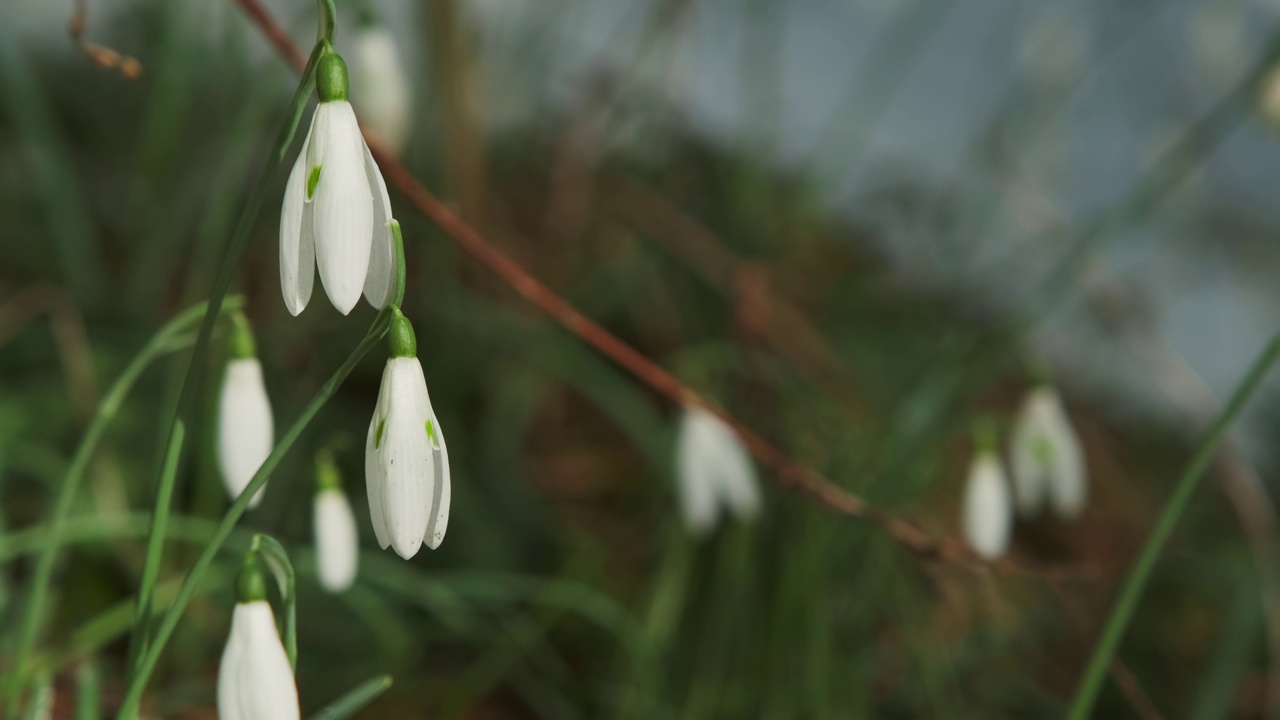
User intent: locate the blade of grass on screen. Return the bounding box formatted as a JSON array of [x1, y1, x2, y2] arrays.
[[76, 659, 100, 720], [0, 41, 105, 302], [1067, 334, 1280, 719], [308, 675, 393, 720], [1192, 576, 1260, 720]]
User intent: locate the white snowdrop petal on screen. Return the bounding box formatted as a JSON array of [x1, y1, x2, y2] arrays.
[[963, 455, 1012, 560], [219, 602, 299, 720], [708, 415, 762, 522], [217, 622, 246, 720], [424, 412, 451, 550], [1037, 391, 1087, 519], [365, 366, 393, 550], [217, 359, 274, 509], [675, 409, 722, 536], [312, 102, 373, 315], [375, 358, 433, 559], [314, 490, 360, 592], [1009, 394, 1049, 517], [351, 27, 411, 155], [361, 142, 396, 310], [279, 114, 317, 316]]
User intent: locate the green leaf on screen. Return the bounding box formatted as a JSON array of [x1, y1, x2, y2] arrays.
[[308, 676, 393, 720]]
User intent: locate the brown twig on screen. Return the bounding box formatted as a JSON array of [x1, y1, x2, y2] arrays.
[[68, 0, 142, 79], [600, 176, 873, 418], [229, 0, 1089, 575]]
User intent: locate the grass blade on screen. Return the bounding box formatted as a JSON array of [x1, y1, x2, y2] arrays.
[[1067, 335, 1280, 719], [309, 675, 393, 720]]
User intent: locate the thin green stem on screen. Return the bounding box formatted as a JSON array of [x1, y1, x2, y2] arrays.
[[115, 311, 391, 720], [76, 659, 100, 720], [126, 40, 323, 674], [316, 0, 337, 44], [1067, 334, 1280, 719], [128, 418, 184, 670], [391, 219, 406, 308], [5, 299, 234, 715]]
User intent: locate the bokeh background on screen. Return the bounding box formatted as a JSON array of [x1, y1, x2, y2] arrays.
[[5, 0, 1280, 717]]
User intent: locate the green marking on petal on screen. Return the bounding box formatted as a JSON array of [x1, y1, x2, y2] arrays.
[[307, 166, 322, 199], [425, 419, 437, 446], [375, 418, 386, 449], [1032, 433, 1055, 468]]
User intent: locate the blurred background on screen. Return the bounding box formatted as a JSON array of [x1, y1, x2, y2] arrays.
[[5, 0, 1280, 716]]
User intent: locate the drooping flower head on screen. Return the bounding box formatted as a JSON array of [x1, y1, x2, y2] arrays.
[[675, 405, 761, 536], [1260, 64, 1280, 128], [313, 451, 359, 592], [962, 429, 1013, 560], [365, 312, 451, 559], [218, 562, 300, 720], [217, 315, 274, 508], [350, 24, 411, 156], [1008, 384, 1087, 519], [280, 50, 397, 316]]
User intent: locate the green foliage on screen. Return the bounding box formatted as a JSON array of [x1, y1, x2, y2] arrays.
[[1, 1, 1278, 718]]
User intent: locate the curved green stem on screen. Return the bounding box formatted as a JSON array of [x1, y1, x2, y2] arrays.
[[1067, 334, 1280, 719], [390, 219, 406, 308], [316, 0, 337, 44], [116, 311, 392, 720], [127, 40, 324, 677], [248, 533, 298, 669], [5, 298, 237, 715]]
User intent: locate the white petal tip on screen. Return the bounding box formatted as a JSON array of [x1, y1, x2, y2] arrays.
[[392, 539, 421, 560]]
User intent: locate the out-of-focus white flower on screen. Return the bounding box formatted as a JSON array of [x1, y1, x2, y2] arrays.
[[1260, 65, 1280, 128], [962, 452, 1012, 560], [280, 51, 396, 316], [218, 566, 299, 720], [27, 675, 53, 720], [314, 483, 359, 592], [1017, 9, 1088, 88], [351, 26, 412, 156], [1191, 3, 1246, 89], [1009, 385, 1087, 519], [675, 406, 761, 536], [217, 356, 274, 509], [365, 314, 451, 559]]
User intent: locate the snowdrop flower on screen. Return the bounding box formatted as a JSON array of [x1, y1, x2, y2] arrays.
[[350, 25, 411, 156], [675, 405, 761, 536], [313, 453, 359, 592], [365, 313, 451, 559], [1009, 384, 1087, 519], [217, 318, 274, 509], [218, 563, 300, 720], [1260, 65, 1280, 128], [962, 451, 1012, 560], [280, 50, 396, 316]]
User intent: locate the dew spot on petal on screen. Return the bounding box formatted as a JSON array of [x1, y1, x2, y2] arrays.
[[307, 165, 322, 199], [375, 418, 386, 449]]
